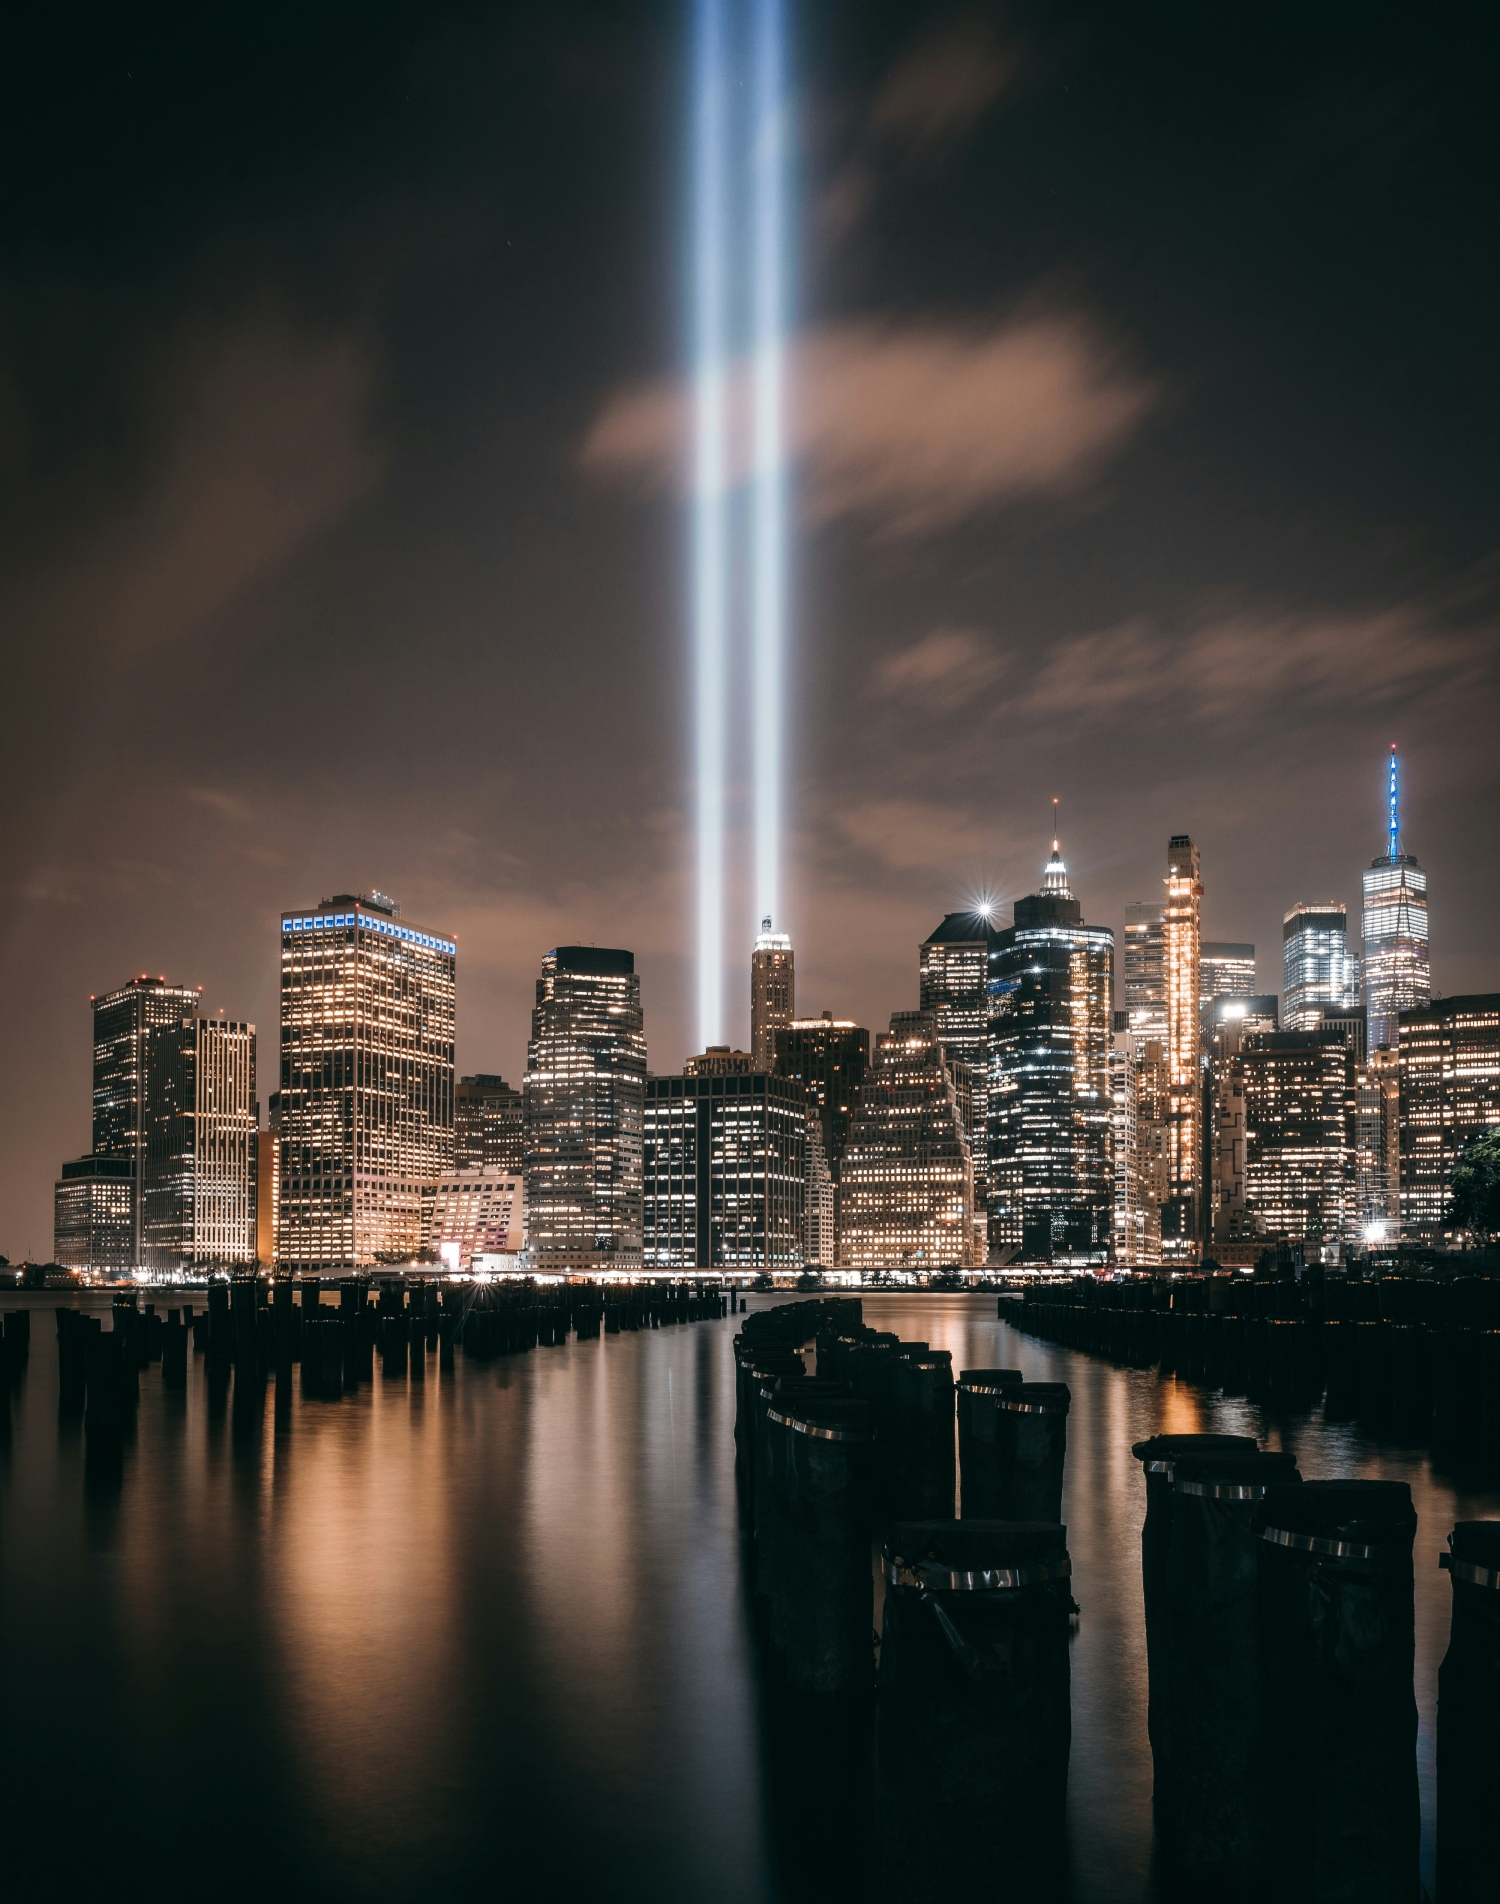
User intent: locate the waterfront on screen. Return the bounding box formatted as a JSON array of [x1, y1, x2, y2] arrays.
[[0, 1289, 1488, 1901]]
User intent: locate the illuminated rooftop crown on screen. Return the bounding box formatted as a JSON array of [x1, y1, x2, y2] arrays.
[[1042, 839, 1072, 899], [754, 914, 792, 954]]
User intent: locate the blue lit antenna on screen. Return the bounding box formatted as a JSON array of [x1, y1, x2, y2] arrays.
[[1388, 743, 1400, 859]]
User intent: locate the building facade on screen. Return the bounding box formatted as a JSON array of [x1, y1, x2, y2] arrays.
[[1110, 1043, 1160, 1266], [523, 945, 646, 1270], [1398, 995, 1500, 1241], [142, 1016, 258, 1272], [1163, 835, 1204, 1259], [455, 1074, 524, 1173], [1241, 1029, 1357, 1253], [278, 894, 457, 1270], [987, 841, 1114, 1263], [87, 975, 203, 1263], [1363, 747, 1430, 1054], [750, 919, 795, 1072], [804, 1112, 836, 1268], [423, 1167, 524, 1267], [1123, 901, 1167, 1042], [920, 909, 1004, 1185], [1356, 1044, 1401, 1241], [641, 1071, 805, 1270], [771, 1013, 870, 1177], [838, 1011, 979, 1271], [53, 1154, 134, 1272], [256, 1092, 281, 1267], [1201, 942, 1256, 1000], [1283, 903, 1361, 1032]]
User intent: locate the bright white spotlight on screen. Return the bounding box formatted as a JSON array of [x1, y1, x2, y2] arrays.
[[693, 0, 728, 1050], [751, 0, 787, 938]]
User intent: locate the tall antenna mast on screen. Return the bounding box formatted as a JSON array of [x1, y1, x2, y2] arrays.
[[1388, 743, 1400, 859]]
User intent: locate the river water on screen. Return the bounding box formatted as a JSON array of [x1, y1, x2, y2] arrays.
[[0, 1290, 1485, 1901]]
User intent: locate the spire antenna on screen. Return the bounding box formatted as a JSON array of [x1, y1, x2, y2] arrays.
[[1388, 743, 1400, 859]]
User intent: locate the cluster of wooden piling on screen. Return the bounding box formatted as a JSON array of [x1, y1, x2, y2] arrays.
[[50, 1277, 729, 1419], [735, 1299, 1074, 1900], [1004, 1275, 1500, 1462]]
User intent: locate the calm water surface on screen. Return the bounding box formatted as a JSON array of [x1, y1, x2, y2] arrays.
[[0, 1291, 1488, 1901]]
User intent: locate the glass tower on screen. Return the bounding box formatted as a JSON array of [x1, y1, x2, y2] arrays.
[[523, 945, 646, 1270], [920, 909, 1004, 1190], [750, 918, 794, 1071], [772, 1013, 870, 1177], [1163, 835, 1203, 1259], [278, 894, 457, 1270], [642, 1071, 805, 1269], [1363, 746, 1430, 1053], [987, 837, 1115, 1263], [1241, 1029, 1357, 1254], [142, 1016, 258, 1272], [1398, 994, 1500, 1240], [1283, 903, 1361, 1031], [1200, 943, 1256, 999], [455, 1074, 524, 1172]]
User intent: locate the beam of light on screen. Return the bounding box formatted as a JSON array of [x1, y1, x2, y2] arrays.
[[750, 0, 787, 940], [693, 0, 728, 1050]]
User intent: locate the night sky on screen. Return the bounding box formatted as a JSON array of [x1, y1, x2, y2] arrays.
[[2, 1, 1497, 1256]]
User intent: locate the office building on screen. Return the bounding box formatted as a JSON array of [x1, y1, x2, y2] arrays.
[[424, 1167, 524, 1268], [523, 945, 646, 1270], [53, 1155, 134, 1272], [141, 1016, 258, 1272], [1398, 995, 1500, 1241], [86, 974, 203, 1263], [1283, 903, 1360, 1032], [1241, 1029, 1357, 1253], [1201, 943, 1256, 1000], [1123, 901, 1166, 1041], [1110, 1043, 1160, 1266], [838, 1011, 979, 1271], [1163, 835, 1204, 1259], [455, 1074, 524, 1173], [805, 1112, 836, 1268], [1356, 1045, 1401, 1242], [1363, 746, 1430, 1053], [279, 894, 457, 1270], [920, 908, 1004, 1179], [256, 1091, 281, 1267], [987, 837, 1115, 1262], [771, 1013, 870, 1177], [1203, 1013, 1255, 1257], [642, 1071, 805, 1270], [750, 919, 795, 1071]]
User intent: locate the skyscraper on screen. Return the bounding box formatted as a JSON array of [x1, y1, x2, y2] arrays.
[[1283, 903, 1361, 1031], [256, 1092, 281, 1267], [53, 1155, 133, 1272], [641, 1070, 805, 1270], [1200, 942, 1256, 999], [141, 1016, 258, 1273], [87, 974, 203, 1262], [1109, 1043, 1160, 1266], [1398, 995, 1500, 1241], [987, 836, 1114, 1262], [838, 1010, 979, 1270], [423, 1167, 524, 1267], [1241, 1029, 1357, 1256], [1163, 835, 1204, 1259], [771, 1012, 870, 1177], [1123, 901, 1167, 1041], [523, 945, 646, 1270], [455, 1073, 524, 1172], [920, 908, 1004, 1178], [750, 918, 794, 1070], [1356, 1045, 1400, 1242], [278, 894, 457, 1270], [1363, 746, 1430, 1053]]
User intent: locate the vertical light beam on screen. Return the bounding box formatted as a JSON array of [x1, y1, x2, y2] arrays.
[[693, 0, 728, 1049], [751, 0, 786, 938]]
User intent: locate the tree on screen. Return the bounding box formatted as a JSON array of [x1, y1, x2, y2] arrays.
[[1448, 1129, 1500, 1242]]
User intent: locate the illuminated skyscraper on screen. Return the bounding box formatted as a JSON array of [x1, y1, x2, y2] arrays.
[[1123, 901, 1166, 1041], [641, 1070, 804, 1270], [987, 837, 1114, 1262], [142, 1016, 258, 1272], [773, 1012, 870, 1177], [804, 1112, 836, 1268], [1110, 1044, 1160, 1265], [86, 974, 202, 1263], [1283, 903, 1360, 1032], [920, 909, 1003, 1188], [423, 1167, 524, 1268], [1201, 942, 1256, 999], [1356, 1045, 1400, 1242], [750, 918, 794, 1070], [523, 945, 646, 1270], [838, 1011, 979, 1270], [1398, 995, 1500, 1241], [53, 1155, 133, 1272], [686, 1046, 753, 1076], [1241, 1029, 1357, 1255], [256, 1092, 281, 1267], [455, 1073, 524, 1172], [279, 894, 457, 1270], [1163, 835, 1204, 1259], [1363, 747, 1430, 1053]]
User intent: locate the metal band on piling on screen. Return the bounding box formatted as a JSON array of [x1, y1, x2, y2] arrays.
[[1261, 1525, 1386, 1561], [762, 1406, 873, 1443], [1441, 1553, 1500, 1591], [1177, 1479, 1270, 1500], [993, 1395, 1069, 1416], [884, 1555, 1072, 1593]]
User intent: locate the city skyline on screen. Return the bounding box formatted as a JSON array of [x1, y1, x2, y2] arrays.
[[3, 4, 1498, 1257]]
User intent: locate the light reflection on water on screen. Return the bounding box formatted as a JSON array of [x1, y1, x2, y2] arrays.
[[0, 1291, 1488, 1901]]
